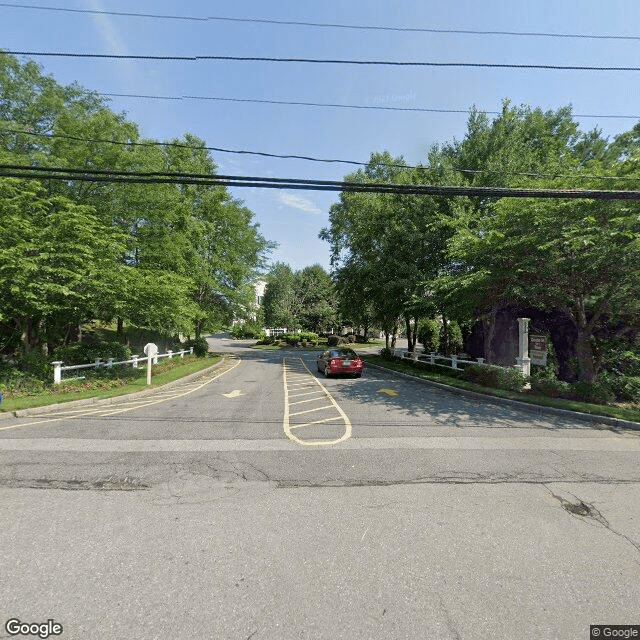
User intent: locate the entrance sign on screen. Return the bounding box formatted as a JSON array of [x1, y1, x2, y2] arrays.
[[529, 334, 548, 366]]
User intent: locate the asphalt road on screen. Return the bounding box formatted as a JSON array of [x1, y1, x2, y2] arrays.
[[1, 334, 639, 639]]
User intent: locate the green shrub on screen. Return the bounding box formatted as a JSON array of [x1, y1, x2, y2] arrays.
[[440, 319, 463, 355], [0, 365, 47, 394], [418, 318, 440, 353], [184, 337, 209, 358], [498, 367, 529, 392], [355, 335, 369, 343], [461, 364, 502, 388], [530, 378, 573, 398], [53, 341, 131, 366], [230, 322, 265, 340], [608, 350, 640, 377], [570, 380, 614, 405], [327, 335, 346, 346], [379, 347, 394, 359], [600, 373, 640, 403]]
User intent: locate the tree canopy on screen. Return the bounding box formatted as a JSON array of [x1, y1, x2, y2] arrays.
[[0, 52, 275, 354]]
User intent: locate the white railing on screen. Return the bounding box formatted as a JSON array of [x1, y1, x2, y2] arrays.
[[392, 349, 486, 370], [51, 347, 194, 384]]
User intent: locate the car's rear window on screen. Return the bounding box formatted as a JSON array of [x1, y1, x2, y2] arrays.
[[329, 349, 357, 358]]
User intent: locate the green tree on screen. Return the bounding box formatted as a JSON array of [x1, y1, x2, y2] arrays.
[[262, 262, 300, 330], [293, 264, 337, 333], [0, 178, 127, 352]]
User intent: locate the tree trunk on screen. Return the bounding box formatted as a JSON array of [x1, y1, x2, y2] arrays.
[[575, 329, 596, 382], [405, 315, 414, 352], [384, 330, 390, 350], [195, 319, 203, 339], [482, 307, 497, 364], [442, 313, 449, 355], [390, 324, 398, 350], [117, 317, 124, 336]]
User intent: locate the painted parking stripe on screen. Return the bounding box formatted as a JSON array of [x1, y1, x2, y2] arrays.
[[282, 357, 352, 446]]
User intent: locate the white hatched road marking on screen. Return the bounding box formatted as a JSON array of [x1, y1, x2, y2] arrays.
[[0, 357, 241, 432], [282, 357, 352, 446]]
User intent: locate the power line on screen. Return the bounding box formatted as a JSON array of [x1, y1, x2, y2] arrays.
[[1, 3, 638, 41], [1, 164, 639, 200], [2, 127, 633, 182], [4, 50, 640, 71], [99, 92, 640, 121]]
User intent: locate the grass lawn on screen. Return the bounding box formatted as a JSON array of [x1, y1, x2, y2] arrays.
[[363, 355, 640, 425], [1, 354, 223, 413]]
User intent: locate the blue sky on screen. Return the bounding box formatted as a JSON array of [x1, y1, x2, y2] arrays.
[[2, 0, 639, 271]]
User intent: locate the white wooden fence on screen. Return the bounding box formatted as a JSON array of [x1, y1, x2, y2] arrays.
[[52, 347, 194, 384], [393, 349, 486, 369]]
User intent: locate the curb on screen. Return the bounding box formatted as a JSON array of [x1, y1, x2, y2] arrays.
[[0, 356, 231, 419], [364, 360, 640, 432]]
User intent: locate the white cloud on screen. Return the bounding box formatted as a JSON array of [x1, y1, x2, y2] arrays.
[[278, 193, 323, 215], [87, 0, 128, 55]]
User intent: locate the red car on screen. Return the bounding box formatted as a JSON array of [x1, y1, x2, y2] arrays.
[[317, 348, 363, 378]]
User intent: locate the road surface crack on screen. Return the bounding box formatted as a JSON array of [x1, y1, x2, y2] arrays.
[[544, 485, 640, 565]]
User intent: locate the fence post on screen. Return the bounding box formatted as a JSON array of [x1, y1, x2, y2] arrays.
[[52, 361, 63, 385], [451, 355, 458, 369], [95, 358, 101, 370], [180, 349, 185, 359], [167, 350, 173, 360], [189, 347, 194, 355], [147, 354, 152, 385], [476, 358, 485, 365], [132, 355, 139, 369], [430, 353, 436, 365], [107, 358, 114, 369]]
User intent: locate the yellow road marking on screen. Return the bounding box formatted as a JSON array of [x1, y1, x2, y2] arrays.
[[288, 390, 325, 398], [0, 357, 241, 431], [282, 357, 352, 446], [289, 396, 328, 406], [379, 388, 399, 397], [289, 405, 334, 417]]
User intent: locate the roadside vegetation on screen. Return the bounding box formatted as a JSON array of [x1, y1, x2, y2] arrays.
[[0, 53, 274, 399], [319, 103, 640, 409], [365, 354, 640, 424]]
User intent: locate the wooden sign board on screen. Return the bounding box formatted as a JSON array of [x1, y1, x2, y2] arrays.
[[529, 334, 548, 366]]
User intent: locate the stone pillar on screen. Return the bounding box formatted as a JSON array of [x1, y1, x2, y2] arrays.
[[516, 317, 531, 379], [53, 361, 63, 385]]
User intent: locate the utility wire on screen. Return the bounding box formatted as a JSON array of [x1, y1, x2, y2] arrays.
[[1, 3, 638, 41], [2, 127, 633, 182], [1, 164, 639, 200], [3, 50, 640, 71], [99, 92, 640, 121]]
